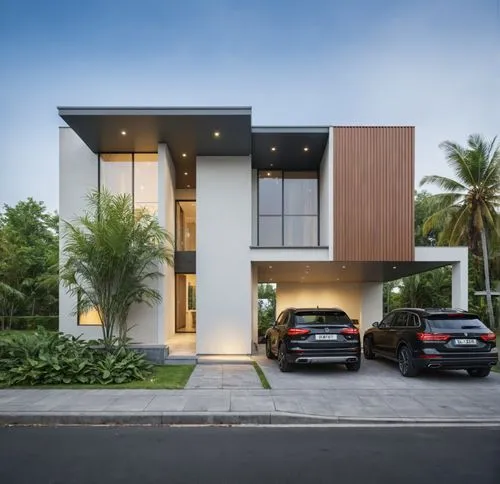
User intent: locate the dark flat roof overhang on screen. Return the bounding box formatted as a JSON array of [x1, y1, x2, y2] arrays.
[[58, 106, 253, 156], [252, 126, 329, 171]]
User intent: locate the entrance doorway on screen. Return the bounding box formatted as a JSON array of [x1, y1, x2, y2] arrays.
[[175, 274, 196, 333]]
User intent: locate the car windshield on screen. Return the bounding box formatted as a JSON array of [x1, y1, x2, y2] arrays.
[[426, 314, 487, 330], [294, 311, 351, 326]]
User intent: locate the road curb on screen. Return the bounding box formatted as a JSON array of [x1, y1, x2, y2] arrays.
[[2, 412, 500, 426]]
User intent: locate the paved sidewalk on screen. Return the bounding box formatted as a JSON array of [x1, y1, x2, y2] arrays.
[[1, 383, 500, 425]]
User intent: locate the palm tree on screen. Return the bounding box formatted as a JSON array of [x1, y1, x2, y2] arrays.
[[60, 190, 174, 348], [420, 134, 500, 327]]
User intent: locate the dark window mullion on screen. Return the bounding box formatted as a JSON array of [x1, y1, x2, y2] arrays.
[[281, 170, 284, 245]]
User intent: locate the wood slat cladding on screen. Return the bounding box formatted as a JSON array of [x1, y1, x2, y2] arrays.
[[333, 127, 414, 261]]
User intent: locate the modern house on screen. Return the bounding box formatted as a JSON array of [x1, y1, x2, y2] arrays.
[[58, 107, 468, 360]]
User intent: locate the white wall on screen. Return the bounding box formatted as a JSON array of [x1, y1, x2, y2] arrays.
[[276, 281, 383, 335], [360, 283, 384, 333], [59, 128, 101, 340], [196, 156, 252, 354], [250, 247, 329, 262], [157, 144, 176, 342], [251, 264, 258, 347], [319, 130, 332, 253], [415, 246, 468, 310], [276, 282, 362, 322]]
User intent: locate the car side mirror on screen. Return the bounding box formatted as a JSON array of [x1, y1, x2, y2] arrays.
[[372, 322, 379, 328]]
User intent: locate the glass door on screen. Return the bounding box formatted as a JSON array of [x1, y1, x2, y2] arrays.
[[175, 274, 196, 333]]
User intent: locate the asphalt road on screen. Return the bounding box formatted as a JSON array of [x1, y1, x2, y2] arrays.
[[1, 426, 499, 484]]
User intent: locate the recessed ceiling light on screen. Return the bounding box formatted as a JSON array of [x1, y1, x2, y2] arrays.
[[270, 163, 274, 167], [336, 278, 340, 281], [342, 265, 346, 269], [271, 146, 277, 152], [305, 265, 310, 268], [187, 185, 191, 188], [304, 147, 309, 152], [182, 153, 187, 158], [269, 265, 272, 269], [269, 278, 273, 282], [267, 172, 271, 176], [184, 172, 188, 176], [393, 265, 397, 269], [121, 130, 127, 136], [213, 131, 221, 138]]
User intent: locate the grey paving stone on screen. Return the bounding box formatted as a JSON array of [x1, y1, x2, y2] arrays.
[[230, 395, 275, 412]]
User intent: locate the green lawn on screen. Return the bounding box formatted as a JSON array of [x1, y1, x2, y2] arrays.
[[252, 361, 271, 389], [0, 365, 195, 390]]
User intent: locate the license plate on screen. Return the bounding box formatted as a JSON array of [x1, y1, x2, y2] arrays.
[[454, 338, 477, 346], [315, 334, 338, 341]]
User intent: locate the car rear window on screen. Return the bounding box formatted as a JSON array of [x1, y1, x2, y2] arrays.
[[294, 311, 351, 326], [426, 314, 487, 330]]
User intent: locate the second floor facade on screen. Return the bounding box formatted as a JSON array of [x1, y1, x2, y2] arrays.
[[59, 107, 415, 263]]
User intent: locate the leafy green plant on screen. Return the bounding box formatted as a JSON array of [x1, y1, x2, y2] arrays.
[[61, 189, 174, 349], [0, 327, 152, 386]]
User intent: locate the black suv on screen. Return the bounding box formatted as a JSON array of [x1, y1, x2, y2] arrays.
[[265, 307, 361, 372], [363, 308, 498, 377]]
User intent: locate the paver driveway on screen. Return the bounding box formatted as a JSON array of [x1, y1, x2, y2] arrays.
[[254, 350, 500, 391]]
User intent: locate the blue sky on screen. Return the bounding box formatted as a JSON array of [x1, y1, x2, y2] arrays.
[[0, 0, 499, 211]]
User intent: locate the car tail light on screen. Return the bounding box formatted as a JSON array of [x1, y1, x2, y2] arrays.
[[418, 354, 441, 359], [416, 332, 451, 342], [287, 328, 310, 336], [341, 327, 359, 336], [480, 332, 496, 342]]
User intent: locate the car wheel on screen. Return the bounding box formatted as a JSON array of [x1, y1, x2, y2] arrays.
[[398, 345, 418, 377], [265, 338, 274, 359], [278, 344, 292, 372], [467, 368, 491, 378], [346, 360, 361, 372], [363, 337, 375, 360]]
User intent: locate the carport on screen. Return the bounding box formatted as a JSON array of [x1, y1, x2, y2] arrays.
[[252, 246, 468, 337]]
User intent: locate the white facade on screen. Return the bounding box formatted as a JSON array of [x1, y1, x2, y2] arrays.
[[196, 156, 253, 354], [59, 121, 469, 356]]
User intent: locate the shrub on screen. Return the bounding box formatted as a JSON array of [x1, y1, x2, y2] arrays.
[[0, 316, 59, 332], [0, 327, 152, 386]]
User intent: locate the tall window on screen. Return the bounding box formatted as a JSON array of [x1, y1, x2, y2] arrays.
[[176, 201, 196, 251], [134, 153, 158, 215], [100, 153, 158, 215], [258, 170, 318, 246]]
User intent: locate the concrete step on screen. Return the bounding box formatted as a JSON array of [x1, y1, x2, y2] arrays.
[[197, 355, 253, 365], [164, 355, 198, 365]]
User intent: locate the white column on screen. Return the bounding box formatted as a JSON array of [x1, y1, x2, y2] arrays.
[[452, 261, 468, 310], [157, 143, 176, 345], [196, 156, 252, 354], [59, 128, 101, 340], [251, 264, 258, 349], [360, 283, 383, 334]]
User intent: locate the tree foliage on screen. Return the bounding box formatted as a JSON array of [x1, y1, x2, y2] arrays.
[[258, 283, 276, 338], [0, 199, 58, 329], [419, 134, 500, 327], [60, 190, 174, 348]]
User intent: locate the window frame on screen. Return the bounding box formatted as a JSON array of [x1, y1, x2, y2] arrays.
[[98, 152, 158, 208], [257, 169, 320, 247]]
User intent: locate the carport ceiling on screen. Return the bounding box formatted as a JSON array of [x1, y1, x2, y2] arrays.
[[256, 261, 454, 284]]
